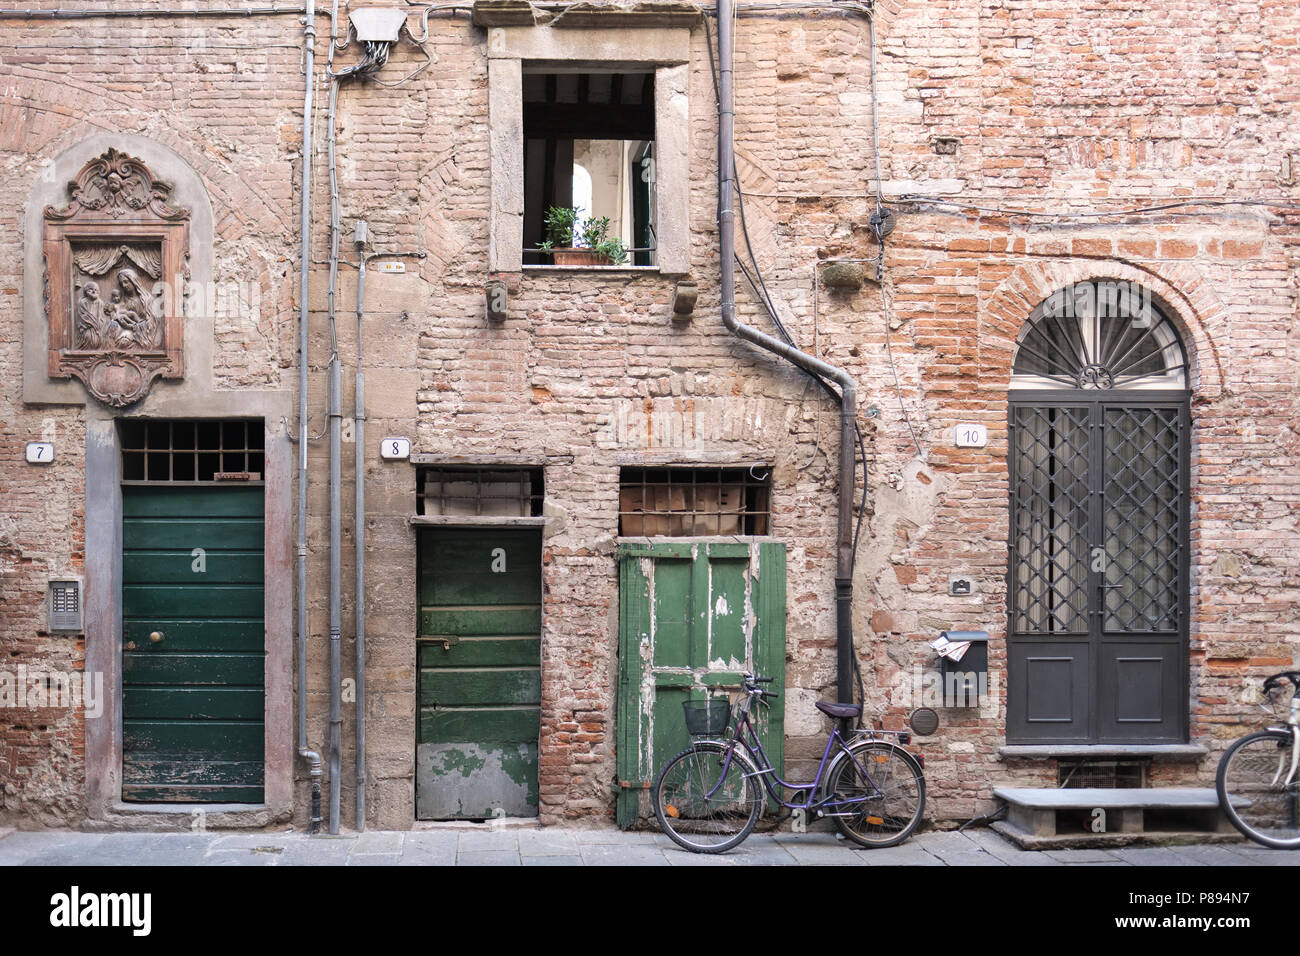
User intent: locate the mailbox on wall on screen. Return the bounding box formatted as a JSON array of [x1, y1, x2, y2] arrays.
[[935, 630, 989, 708]]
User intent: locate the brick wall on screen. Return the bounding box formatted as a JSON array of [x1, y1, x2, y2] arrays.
[[0, 0, 1297, 828]]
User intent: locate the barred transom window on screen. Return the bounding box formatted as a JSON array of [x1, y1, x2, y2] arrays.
[[1011, 280, 1187, 390], [618, 468, 771, 536]]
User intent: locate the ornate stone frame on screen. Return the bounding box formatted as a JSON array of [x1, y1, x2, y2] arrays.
[[43, 148, 189, 407]]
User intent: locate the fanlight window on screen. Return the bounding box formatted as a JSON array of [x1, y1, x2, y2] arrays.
[[1011, 281, 1187, 390]]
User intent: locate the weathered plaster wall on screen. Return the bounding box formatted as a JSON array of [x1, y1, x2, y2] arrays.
[[0, 0, 1297, 829]]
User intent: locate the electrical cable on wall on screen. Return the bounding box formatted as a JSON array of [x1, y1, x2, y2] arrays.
[[898, 194, 1300, 220]]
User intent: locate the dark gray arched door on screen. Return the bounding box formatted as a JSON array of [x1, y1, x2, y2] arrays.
[[1006, 282, 1190, 744]]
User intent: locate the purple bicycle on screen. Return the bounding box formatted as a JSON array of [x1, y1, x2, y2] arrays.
[[653, 673, 927, 853]]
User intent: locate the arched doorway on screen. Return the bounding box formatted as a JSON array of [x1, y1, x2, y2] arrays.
[[1006, 280, 1191, 744]]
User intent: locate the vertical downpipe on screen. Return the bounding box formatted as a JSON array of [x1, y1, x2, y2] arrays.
[[717, 0, 859, 708], [328, 349, 342, 833], [353, 232, 367, 832], [297, 0, 323, 834]]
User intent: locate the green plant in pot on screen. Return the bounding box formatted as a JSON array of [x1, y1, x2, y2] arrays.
[[538, 206, 629, 265]]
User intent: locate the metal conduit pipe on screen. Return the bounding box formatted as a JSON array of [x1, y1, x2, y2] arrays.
[[0, 6, 308, 18], [716, 0, 859, 707], [296, 0, 323, 836], [353, 227, 368, 832], [324, 2, 391, 833]]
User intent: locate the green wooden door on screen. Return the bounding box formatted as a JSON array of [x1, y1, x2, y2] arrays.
[[121, 485, 265, 802], [616, 541, 786, 827], [417, 527, 542, 819]]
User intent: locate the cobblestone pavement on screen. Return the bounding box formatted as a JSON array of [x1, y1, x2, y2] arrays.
[[2, 824, 1298, 866]]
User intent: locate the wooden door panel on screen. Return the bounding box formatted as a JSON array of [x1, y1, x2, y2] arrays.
[[121, 484, 265, 803]]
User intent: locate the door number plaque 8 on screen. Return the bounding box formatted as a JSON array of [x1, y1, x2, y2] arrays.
[[380, 438, 411, 460]]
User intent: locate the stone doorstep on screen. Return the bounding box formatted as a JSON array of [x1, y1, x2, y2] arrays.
[[990, 820, 1246, 852], [994, 787, 1238, 847], [994, 787, 1222, 809]]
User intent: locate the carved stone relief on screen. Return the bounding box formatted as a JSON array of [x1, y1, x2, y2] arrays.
[[43, 149, 189, 407]]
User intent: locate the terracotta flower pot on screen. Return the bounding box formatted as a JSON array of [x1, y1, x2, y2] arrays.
[[550, 248, 609, 266]]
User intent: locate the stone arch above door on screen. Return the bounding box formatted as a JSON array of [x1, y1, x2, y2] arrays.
[[982, 259, 1224, 399]]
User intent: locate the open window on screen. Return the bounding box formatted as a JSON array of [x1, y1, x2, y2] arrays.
[[485, 18, 691, 274], [523, 70, 657, 266]]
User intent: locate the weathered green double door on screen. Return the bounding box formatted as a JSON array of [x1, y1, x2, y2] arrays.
[[616, 541, 786, 826], [122, 485, 265, 802], [417, 528, 542, 819]]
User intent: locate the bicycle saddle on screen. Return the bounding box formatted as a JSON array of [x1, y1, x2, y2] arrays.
[[815, 700, 862, 719]]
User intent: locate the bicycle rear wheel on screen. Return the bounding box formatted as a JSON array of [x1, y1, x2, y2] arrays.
[[824, 741, 925, 848], [1217, 729, 1300, 849], [653, 741, 763, 853]]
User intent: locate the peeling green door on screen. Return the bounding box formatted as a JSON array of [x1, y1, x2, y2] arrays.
[[122, 485, 265, 802], [417, 528, 541, 819], [616, 541, 786, 827]]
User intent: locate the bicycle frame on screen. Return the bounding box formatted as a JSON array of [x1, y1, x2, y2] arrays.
[[1266, 695, 1300, 791], [700, 691, 897, 817]]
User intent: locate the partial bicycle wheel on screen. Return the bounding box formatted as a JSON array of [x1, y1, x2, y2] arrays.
[[824, 741, 925, 848], [1217, 729, 1300, 849], [653, 741, 763, 853]]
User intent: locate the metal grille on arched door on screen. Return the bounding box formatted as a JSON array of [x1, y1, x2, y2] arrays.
[[1006, 281, 1190, 745]]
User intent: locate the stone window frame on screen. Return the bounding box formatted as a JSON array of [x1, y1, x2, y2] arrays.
[[486, 21, 692, 275]]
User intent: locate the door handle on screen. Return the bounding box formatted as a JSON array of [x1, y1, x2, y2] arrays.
[[149, 630, 165, 643]]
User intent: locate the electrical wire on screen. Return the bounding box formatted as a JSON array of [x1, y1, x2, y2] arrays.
[[899, 194, 1300, 220], [879, 270, 926, 460]]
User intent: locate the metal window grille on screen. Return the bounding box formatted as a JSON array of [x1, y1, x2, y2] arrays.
[[418, 468, 544, 517], [618, 467, 771, 536], [1058, 760, 1146, 789], [120, 419, 264, 484], [1011, 281, 1187, 390]]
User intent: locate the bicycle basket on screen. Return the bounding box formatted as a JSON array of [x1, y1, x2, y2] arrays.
[[682, 698, 731, 736]]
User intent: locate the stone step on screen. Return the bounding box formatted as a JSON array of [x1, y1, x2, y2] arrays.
[[993, 787, 1239, 849]]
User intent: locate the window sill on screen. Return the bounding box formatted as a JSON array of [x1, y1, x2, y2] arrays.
[[522, 264, 661, 274]]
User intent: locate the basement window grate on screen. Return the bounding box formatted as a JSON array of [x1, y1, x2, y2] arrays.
[[1058, 760, 1146, 789], [618, 467, 771, 537], [417, 467, 545, 517], [120, 419, 264, 484]]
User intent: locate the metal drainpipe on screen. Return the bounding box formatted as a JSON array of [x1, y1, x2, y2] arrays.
[[296, 0, 323, 835], [717, 0, 858, 707], [325, 67, 345, 834], [353, 227, 367, 832]]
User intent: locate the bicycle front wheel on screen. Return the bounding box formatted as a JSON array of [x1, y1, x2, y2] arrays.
[[1217, 729, 1300, 849], [824, 742, 925, 848], [653, 741, 763, 853]]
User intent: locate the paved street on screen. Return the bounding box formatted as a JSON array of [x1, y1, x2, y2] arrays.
[[2, 824, 1298, 866]]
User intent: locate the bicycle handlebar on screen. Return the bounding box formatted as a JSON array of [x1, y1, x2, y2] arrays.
[[1264, 672, 1300, 695]]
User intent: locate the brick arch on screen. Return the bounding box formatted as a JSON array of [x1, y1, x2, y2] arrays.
[[981, 259, 1226, 399], [10, 68, 296, 244]]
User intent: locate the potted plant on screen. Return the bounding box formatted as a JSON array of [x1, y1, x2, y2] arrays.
[[538, 206, 629, 266]]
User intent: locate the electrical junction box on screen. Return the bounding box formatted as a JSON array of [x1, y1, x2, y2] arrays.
[[350, 8, 407, 42], [48, 578, 83, 633]]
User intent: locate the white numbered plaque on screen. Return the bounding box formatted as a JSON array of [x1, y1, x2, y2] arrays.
[[953, 424, 988, 448], [380, 438, 411, 460]]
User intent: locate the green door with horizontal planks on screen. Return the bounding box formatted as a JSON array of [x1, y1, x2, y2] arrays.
[[121, 485, 265, 802], [417, 528, 542, 819], [616, 540, 785, 827]]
